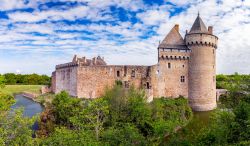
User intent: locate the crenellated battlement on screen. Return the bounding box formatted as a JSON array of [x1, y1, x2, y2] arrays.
[[159, 55, 190, 60], [185, 33, 218, 49]]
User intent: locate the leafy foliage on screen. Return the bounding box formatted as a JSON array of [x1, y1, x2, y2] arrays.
[[2, 73, 51, 85], [0, 75, 6, 88], [51, 91, 83, 126], [37, 85, 192, 145], [0, 109, 37, 146]]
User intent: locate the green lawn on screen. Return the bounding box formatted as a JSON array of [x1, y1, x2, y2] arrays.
[[0, 85, 43, 95]]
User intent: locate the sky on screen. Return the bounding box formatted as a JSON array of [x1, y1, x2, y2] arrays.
[[0, 0, 249, 75]]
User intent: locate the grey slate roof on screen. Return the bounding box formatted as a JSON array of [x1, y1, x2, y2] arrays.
[[159, 25, 187, 49], [189, 15, 208, 34]]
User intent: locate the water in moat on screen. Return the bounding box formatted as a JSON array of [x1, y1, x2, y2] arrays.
[[185, 111, 213, 134], [166, 110, 214, 143], [11, 94, 44, 130]]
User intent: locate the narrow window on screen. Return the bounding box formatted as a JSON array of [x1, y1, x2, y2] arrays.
[[168, 63, 171, 68], [131, 70, 135, 78], [146, 82, 150, 89], [124, 66, 127, 76], [213, 49, 215, 54], [146, 67, 150, 77], [117, 70, 120, 77], [182, 65, 185, 68], [180, 76, 185, 82]]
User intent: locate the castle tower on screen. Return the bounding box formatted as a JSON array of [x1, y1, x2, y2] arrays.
[[185, 14, 218, 111], [152, 24, 190, 98]]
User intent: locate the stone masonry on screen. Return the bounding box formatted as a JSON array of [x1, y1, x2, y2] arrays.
[[51, 14, 218, 111]]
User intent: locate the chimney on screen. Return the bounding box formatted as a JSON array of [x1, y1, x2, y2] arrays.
[[93, 57, 96, 65], [208, 26, 213, 34], [72, 55, 77, 63], [174, 24, 179, 32], [82, 57, 86, 63]]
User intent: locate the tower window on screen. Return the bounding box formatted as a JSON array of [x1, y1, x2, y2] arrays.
[[146, 82, 150, 89], [182, 65, 185, 68], [131, 70, 135, 78], [117, 71, 120, 77], [213, 49, 215, 54], [180, 76, 185, 82], [124, 66, 127, 76], [168, 63, 171, 68]]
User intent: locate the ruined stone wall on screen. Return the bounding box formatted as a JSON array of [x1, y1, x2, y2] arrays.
[[51, 71, 56, 93], [151, 49, 190, 98], [76, 65, 152, 98], [55, 66, 78, 96]]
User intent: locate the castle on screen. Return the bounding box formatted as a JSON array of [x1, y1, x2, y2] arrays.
[[51, 14, 218, 111]]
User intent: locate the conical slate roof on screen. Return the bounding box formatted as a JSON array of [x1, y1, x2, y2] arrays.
[[159, 25, 186, 49], [189, 14, 208, 34]]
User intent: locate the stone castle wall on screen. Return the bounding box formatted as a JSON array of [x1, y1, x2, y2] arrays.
[[55, 66, 78, 97], [52, 57, 189, 99], [66, 65, 152, 98]]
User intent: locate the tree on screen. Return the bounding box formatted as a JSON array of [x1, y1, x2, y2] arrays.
[[4, 73, 17, 84], [71, 98, 109, 141], [52, 91, 82, 126], [102, 123, 145, 146], [0, 108, 36, 146], [40, 127, 99, 146], [0, 75, 5, 88]]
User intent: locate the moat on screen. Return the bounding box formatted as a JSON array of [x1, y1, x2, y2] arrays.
[[11, 95, 44, 130], [11, 94, 44, 117]]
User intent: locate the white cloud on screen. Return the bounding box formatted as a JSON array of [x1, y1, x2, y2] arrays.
[[0, 0, 250, 75], [137, 9, 169, 25]]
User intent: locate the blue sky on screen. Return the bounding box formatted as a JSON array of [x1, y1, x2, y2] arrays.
[[0, 0, 249, 75]]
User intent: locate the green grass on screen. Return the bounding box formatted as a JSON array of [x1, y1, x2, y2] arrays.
[[0, 85, 43, 95]]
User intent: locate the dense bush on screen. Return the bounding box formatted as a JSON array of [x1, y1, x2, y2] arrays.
[[167, 74, 250, 145], [38, 86, 192, 145]]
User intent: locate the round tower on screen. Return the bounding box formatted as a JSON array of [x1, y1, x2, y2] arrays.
[[185, 14, 218, 111]]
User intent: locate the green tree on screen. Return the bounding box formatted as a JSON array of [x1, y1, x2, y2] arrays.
[[0, 75, 6, 88], [102, 123, 145, 146], [0, 108, 36, 146], [71, 98, 109, 141], [40, 127, 99, 146], [4, 73, 16, 84], [52, 91, 82, 126]]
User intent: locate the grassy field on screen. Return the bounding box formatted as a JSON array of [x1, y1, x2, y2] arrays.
[[0, 85, 43, 95]]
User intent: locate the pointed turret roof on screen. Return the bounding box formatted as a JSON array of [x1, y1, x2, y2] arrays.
[[159, 25, 187, 49], [189, 14, 208, 34]]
